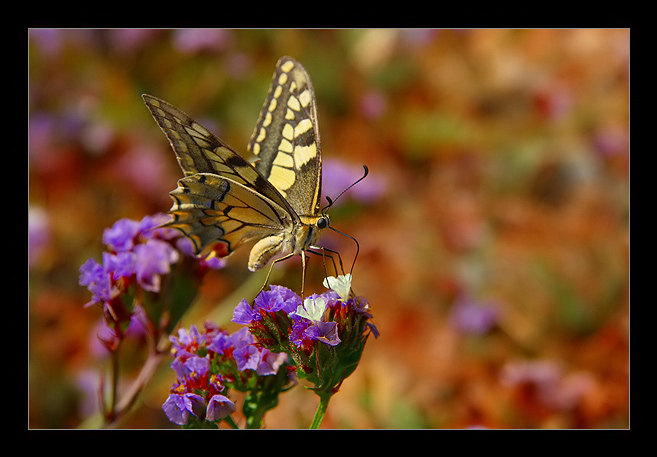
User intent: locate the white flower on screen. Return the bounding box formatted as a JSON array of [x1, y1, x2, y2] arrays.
[[323, 274, 352, 300], [293, 296, 328, 322]]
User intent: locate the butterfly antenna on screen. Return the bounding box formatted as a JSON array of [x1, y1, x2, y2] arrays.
[[321, 165, 368, 274], [328, 225, 361, 275], [321, 165, 369, 213]]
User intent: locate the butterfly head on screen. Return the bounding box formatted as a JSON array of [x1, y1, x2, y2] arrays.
[[316, 215, 330, 230]]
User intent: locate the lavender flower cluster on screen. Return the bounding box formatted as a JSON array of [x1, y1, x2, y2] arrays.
[[79, 213, 224, 350], [233, 275, 377, 358], [162, 275, 379, 427], [163, 323, 288, 425]]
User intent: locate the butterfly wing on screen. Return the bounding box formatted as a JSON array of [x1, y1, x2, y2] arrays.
[[142, 94, 298, 221], [247, 57, 322, 218], [169, 173, 294, 258]]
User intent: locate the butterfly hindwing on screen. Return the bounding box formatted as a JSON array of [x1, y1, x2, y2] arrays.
[[248, 57, 322, 217], [169, 173, 294, 257]]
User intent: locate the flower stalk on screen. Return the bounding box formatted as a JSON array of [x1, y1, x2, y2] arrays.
[[79, 214, 224, 427], [310, 391, 333, 429]]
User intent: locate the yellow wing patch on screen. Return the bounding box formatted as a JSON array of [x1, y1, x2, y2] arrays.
[[247, 57, 323, 217]]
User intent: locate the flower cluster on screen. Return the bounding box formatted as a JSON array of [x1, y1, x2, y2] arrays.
[[163, 322, 290, 427], [162, 274, 378, 428], [79, 213, 224, 350], [233, 274, 378, 395]]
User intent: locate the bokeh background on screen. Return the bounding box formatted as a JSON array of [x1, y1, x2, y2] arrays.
[[28, 29, 629, 429]]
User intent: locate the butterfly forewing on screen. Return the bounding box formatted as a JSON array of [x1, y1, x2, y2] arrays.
[[248, 57, 322, 218], [142, 94, 296, 218]]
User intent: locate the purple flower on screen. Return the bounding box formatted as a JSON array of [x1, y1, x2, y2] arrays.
[[182, 356, 210, 382], [125, 305, 149, 338], [102, 218, 141, 252], [253, 287, 294, 313], [268, 285, 302, 313], [232, 299, 261, 325], [448, 294, 499, 335], [288, 294, 343, 347], [162, 392, 206, 425], [234, 344, 260, 371], [200, 255, 226, 270], [233, 286, 301, 325], [233, 339, 288, 375], [253, 289, 283, 312], [82, 213, 225, 327], [175, 237, 196, 257], [102, 251, 136, 280], [256, 350, 288, 376], [138, 213, 177, 240], [79, 258, 115, 306], [170, 325, 202, 353], [134, 239, 180, 292], [367, 322, 380, 339], [289, 319, 312, 348], [351, 296, 373, 317], [207, 331, 232, 355], [229, 327, 255, 348], [206, 394, 236, 421], [306, 321, 341, 347], [171, 355, 195, 381], [79, 258, 105, 288]]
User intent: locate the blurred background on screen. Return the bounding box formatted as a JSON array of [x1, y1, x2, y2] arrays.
[[28, 29, 629, 429]]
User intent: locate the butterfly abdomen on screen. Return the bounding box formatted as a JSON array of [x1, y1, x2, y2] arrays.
[[248, 234, 292, 272], [247, 216, 325, 272]]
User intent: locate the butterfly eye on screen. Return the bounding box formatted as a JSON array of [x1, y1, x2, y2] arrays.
[[317, 217, 330, 229]]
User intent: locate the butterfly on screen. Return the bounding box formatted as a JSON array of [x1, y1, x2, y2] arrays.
[[143, 56, 342, 294]]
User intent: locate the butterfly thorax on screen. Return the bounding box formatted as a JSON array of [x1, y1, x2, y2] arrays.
[[247, 214, 328, 272]]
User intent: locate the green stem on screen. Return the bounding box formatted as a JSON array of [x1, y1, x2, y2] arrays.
[[107, 348, 119, 423], [246, 407, 265, 429], [309, 391, 333, 429], [223, 415, 240, 429]]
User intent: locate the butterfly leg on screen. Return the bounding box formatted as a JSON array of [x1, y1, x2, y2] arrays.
[[308, 246, 345, 277], [308, 246, 358, 297], [321, 246, 345, 277], [300, 251, 311, 297], [258, 252, 295, 295]]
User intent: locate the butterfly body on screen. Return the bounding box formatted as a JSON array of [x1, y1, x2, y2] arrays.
[[143, 57, 330, 287]]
